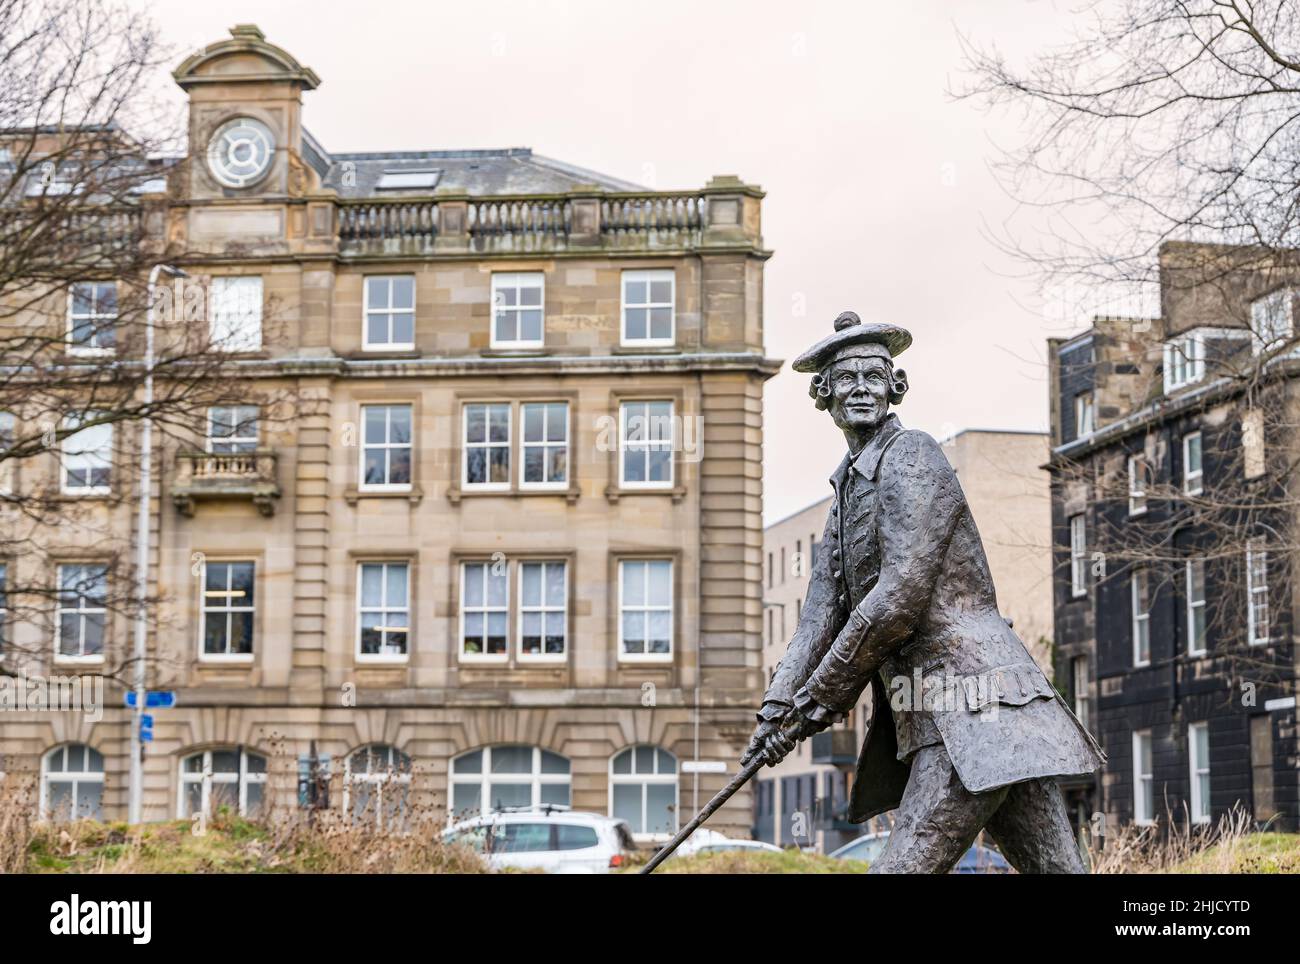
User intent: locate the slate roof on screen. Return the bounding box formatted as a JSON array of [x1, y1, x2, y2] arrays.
[[304, 128, 645, 197]]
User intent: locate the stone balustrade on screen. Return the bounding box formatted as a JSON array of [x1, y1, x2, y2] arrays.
[[336, 177, 760, 257], [468, 197, 572, 252], [337, 200, 439, 255], [600, 193, 707, 243], [6, 207, 143, 251], [172, 450, 280, 517]]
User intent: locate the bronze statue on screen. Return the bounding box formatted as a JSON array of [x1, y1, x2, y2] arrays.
[[641, 312, 1104, 875], [742, 311, 1105, 873]]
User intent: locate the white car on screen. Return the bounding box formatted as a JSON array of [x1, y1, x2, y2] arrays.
[[442, 806, 636, 873], [671, 827, 784, 859]]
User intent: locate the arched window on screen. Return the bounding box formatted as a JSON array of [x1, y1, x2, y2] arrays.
[[449, 745, 570, 818], [609, 746, 678, 836], [344, 744, 411, 829], [41, 744, 104, 820], [178, 748, 267, 819]]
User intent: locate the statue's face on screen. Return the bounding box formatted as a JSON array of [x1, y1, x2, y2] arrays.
[[826, 356, 891, 434]]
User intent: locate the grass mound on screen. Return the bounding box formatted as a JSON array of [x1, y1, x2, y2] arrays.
[[23, 812, 488, 874], [640, 849, 867, 874], [1169, 832, 1300, 874]]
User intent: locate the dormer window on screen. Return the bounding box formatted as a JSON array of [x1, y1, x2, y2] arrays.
[[1251, 289, 1293, 353], [1073, 392, 1095, 437], [1163, 332, 1204, 392]]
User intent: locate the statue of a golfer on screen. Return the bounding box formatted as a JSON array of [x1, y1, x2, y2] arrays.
[[743, 311, 1105, 874]]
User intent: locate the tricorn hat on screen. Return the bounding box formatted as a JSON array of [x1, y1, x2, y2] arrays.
[[792, 311, 912, 373]]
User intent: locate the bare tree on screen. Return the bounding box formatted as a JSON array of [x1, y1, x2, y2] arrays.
[[962, 1, 1300, 702], [962, 1, 1300, 295], [0, 0, 292, 679]]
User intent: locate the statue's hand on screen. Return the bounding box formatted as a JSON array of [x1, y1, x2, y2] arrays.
[[741, 717, 782, 767], [743, 709, 822, 768]]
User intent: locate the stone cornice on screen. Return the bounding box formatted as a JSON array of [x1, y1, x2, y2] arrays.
[[171, 245, 776, 266], [1, 352, 784, 383], [119, 685, 764, 710], [262, 350, 784, 380]]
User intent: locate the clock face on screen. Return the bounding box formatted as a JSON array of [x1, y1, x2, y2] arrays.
[[206, 117, 275, 189]]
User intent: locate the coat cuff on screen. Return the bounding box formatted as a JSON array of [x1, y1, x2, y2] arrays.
[[757, 700, 791, 723], [793, 686, 843, 726]]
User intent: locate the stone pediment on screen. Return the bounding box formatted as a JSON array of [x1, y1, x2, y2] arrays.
[[173, 24, 319, 91]]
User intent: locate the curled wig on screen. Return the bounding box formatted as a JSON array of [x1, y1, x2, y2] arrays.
[[809, 364, 909, 411]]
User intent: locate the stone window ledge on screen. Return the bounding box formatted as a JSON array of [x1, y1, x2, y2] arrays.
[[344, 484, 425, 506], [605, 484, 686, 504], [447, 484, 579, 505]]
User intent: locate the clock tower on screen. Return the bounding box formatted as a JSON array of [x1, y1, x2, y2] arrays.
[[173, 23, 319, 200], [170, 24, 325, 257]]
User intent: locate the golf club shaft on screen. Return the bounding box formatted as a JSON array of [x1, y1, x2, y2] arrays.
[[640, 757, 764, 874]]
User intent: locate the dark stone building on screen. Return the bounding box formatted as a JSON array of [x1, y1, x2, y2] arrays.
[[1047, 241, 1300, 837]]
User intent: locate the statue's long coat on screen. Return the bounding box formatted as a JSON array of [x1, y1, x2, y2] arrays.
[[762, 415, 1104, 822]]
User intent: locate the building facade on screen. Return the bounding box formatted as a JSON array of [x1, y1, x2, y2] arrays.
[[0, 25, 774, 840], [1047, 241, 1300, 835], [754, 428, 1054, 850]]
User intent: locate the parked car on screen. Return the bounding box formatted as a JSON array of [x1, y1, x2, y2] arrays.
[[689, 839, 785, 856], [829, 832, 1012, 873], [442, 806, 636, 873], [669, 827, 784, 859]]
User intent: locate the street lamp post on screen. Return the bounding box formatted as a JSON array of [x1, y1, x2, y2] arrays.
[[129, 263, 186, 825]]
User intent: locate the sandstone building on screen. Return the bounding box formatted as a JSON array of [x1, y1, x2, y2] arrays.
[[0, 25, 774, 840]]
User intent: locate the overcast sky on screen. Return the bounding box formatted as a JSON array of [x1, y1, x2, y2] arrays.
[[139, 0, 1089, 523]]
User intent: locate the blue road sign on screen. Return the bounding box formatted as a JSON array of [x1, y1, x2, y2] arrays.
[[141, 714, 154, 729], [124, 691, 177, 709]]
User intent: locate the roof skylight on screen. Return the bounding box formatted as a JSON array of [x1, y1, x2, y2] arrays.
[[375, 169, 440, 190]]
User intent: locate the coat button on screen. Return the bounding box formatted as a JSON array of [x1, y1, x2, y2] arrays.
[[838, 594, 847, 607], [832, 569, 842, 580], [832, 548, 841, 560]]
